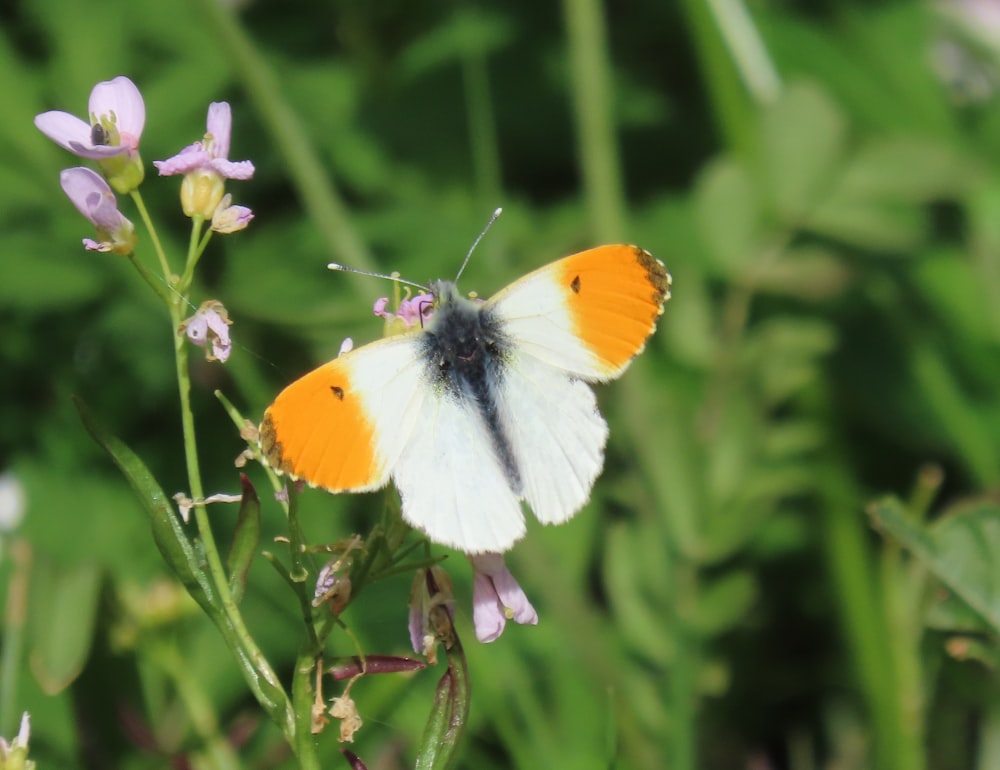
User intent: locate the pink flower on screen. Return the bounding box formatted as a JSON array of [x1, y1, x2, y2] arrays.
[[35, 76, 145, 160], [470, 553, 538, 643], [35, 76, 146, 193], [373, 292, 434, 331], [59, 167, 136, 255], [154, 102, 254, 220], [179, 300, 232, 362], [211, 193, 254, 234]]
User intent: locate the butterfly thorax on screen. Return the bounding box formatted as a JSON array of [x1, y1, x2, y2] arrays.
[[421, 281, 522, 490]]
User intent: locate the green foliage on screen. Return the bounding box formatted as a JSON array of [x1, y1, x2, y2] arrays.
[[4, 0, 1000, 769]]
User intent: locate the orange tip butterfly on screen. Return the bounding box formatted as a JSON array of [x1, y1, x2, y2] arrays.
[[260, 243, 671, 554]]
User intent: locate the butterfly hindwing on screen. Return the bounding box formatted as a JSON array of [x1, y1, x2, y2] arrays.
[[392, 385, 527, 553], [495, 349, 608, 525]]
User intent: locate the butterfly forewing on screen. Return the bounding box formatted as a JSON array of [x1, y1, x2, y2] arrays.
[[489, 244, 670, 381]]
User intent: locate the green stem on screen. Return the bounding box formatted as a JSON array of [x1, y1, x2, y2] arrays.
[[291, 646, 322, 770], [155, 643, 242, 770], [816, 452, 913, 770], [704, 0, 781, 104], [130, 190, 174, 282], [562, 0, 627, 241], [461, 38, 503, 209], [126, 251, 173, 305], [169, 255, 295, 739], [666, 564, 697, 770], [0, 539, 30, 734], [178, 217, 210, 293], [678, 0, 756, 158]]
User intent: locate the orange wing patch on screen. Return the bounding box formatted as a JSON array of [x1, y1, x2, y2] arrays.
[[557, 245, 671, 375], [260, 356, 384, 492]]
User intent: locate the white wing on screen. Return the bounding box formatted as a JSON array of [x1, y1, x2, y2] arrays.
[[488, 244, 670, 381], [261, 334, 428, 492], [496, 350, 608, 525], [391, 387, 527, 553]]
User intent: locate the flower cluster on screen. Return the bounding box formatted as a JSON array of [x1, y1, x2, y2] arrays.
[[36, 76, 255, 257], [34, 76, 255, 362], [153, 101, 255, 229]]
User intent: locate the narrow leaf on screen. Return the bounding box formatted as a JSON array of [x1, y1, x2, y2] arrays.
[[227, 474, 261, 604], [29, 561, 101, 694], [72, 395, 219, 619]]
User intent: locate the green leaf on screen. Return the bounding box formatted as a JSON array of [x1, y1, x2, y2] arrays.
[[692, 571, 758, 637], [227, 474, 261, 604], [694, 156, 763, 273], [868, 497, 1000, 635], [72, 396, 219, 620], [758, 81, 847, 223], [74, 396, 292, 729], [28, 561, 101, 695], [806, 195, 925, 252], [835, 136, 979, 203]]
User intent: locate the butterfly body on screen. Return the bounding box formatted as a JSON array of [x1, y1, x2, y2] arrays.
[[261, 245, 670, 553]]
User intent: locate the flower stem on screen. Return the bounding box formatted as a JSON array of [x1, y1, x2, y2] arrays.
[[126, 251, 173, 306], [0, 539, 30, 735], [562, 0, 627, 241], [130, 190, 174, 283], [178, 217, 209, 293], [153, 641, 242, 770], [168, 237, 296, 739]]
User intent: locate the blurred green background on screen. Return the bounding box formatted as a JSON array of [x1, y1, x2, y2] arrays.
[[4, 0, 1000, 768]]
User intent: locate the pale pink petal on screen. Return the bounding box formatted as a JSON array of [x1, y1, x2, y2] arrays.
[[89, 76, 145, 138], [59, 167, 114, 226], [182, 303, 232, 362], [472, 571, 507, 643], [469, 553, 538, 643], [34, 111, 93, 151], [210, 157, 255, 180], [491, 568, 538, 625], [408, 599, 423, 654], [154, 147, 211, 176], [373, 297, 392, 319], [205, 102, 232, 159], [211, 201, 254, 234], [185, 315, 209, 345], [397, 294, 434, 326], [83, 238, 110, 252]]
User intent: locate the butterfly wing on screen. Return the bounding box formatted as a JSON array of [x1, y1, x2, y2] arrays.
[[486, 244, 670, 526], [487, 244, 671, 381], [261, 331, 526, 553], [495, 350, 609, 525], [391, 390, 527, 553], [260, 334, 427, 492]]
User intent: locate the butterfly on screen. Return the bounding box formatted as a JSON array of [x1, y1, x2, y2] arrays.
[[260, 244, 671, 554]]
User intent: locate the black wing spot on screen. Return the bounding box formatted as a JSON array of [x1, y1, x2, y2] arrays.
[[570, 275, 582, 294], [330, 385, 345, 400]]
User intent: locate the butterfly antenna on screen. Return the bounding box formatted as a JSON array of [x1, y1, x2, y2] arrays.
[[327, 262, 430, 293], [454, 207, 503, 284]]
